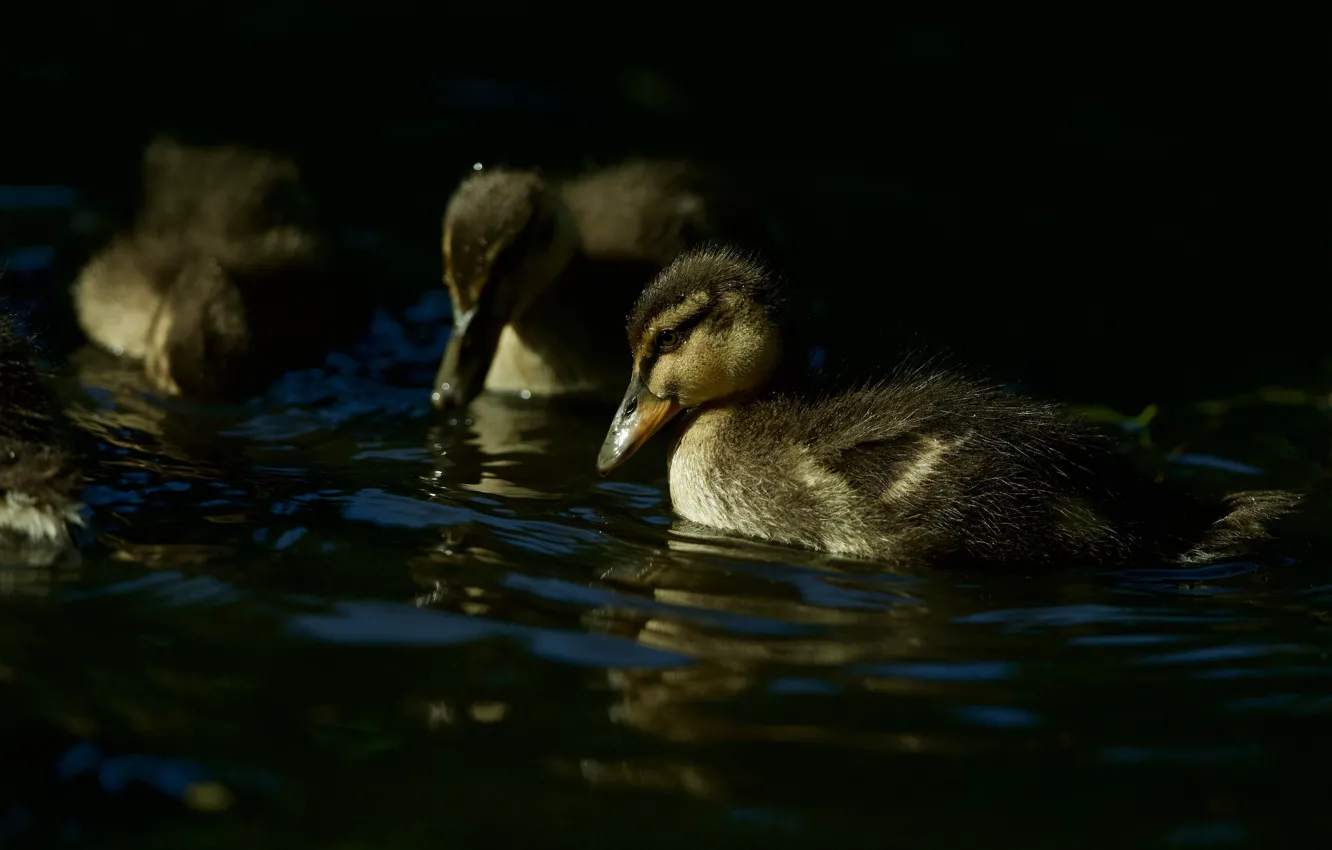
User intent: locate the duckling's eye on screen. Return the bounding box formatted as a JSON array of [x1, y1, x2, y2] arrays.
[[656, 328, 680, 352]]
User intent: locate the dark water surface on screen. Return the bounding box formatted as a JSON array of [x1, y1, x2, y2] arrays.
[[4, 147, 1332, 848], [2, 282, 1331, 849]]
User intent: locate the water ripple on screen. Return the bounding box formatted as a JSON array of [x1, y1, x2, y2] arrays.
[[288, 599, 693, 669]]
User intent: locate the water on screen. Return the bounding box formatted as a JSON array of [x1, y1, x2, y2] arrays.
[[4, 160, 1332, 847], [2, 280, 1330, 848]]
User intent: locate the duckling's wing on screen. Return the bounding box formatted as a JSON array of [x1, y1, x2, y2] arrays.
[[764, 388, 946, 502], [822, 433, 930, 499], [786, 377, 1084, 515]]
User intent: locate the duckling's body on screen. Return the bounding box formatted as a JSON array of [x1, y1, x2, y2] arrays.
[[434, 160, 766, 409], [476, 253, 652, 399], [598, 248, 1300, 567], [668, 373, 1297, 564], [72, 137, 366, 400], [0, 312, 83, 556]]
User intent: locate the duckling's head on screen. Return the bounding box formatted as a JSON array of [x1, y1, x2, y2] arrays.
[[597, 246, 783, 474], [434, 167, 581, 410]]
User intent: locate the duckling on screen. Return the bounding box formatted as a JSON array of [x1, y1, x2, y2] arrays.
[[433, 159, 767, 410], [71, 137, 368, 401], [0, 311, 83, 558], [596, 247, 1301, 567]]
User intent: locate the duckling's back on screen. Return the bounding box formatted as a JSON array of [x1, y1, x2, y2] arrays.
[[136, 137, 322, 264], [1, 313, 63, 448], [0, 311, 83, 551], [557, 160, 769, 265]]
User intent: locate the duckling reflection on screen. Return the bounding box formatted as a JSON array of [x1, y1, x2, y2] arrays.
[[582, 530, 1191, 773], [550, 756, 730, 802], [599, 246, 1302, 567], [0, 550, 80, 595], [402, 522, 948, 797], [1, 310, 84, 566], [62, 345, 229, 481], [580, 537, 986, 776], [59, 347, 311, 570], [595, 534, 928, 656], [425, 393, 630, 500], [434, 159, 770, 410], [72, 136, 370, 401]]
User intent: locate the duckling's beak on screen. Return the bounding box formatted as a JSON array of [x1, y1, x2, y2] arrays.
[[597, 373, 682, 475], [432, 286, 508, 411]]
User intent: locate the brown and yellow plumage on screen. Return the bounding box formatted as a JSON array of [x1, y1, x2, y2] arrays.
[[599, 247, 1301, 567]]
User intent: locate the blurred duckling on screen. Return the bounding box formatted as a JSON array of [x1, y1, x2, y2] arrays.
[[0, 310, 83, 558], [433, 159, 767, 410], [71, 137, 368, 401], [596, 247, 1300, 567]]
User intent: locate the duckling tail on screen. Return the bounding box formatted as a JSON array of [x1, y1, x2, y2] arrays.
[[1178, 489, 1305, 564]]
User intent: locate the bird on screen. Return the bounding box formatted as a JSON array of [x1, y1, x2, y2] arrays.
[[71, 136, 369, 401], [0, 309, 84, 559], [432, 158, 771, 411], [596, 246, 1301, 567]]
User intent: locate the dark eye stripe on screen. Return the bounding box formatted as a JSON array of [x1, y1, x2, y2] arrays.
[[665, 308, 709, 344], [638, 298, 716, 371]]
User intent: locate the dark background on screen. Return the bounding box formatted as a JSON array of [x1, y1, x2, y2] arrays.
[[0, 6, 1323, 409]]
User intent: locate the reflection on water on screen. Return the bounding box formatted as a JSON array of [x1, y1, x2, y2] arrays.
[[2, 291, 1332, 847], [423, 392, 617, 500]]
